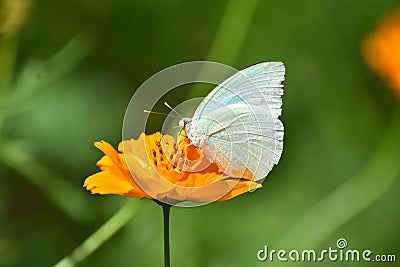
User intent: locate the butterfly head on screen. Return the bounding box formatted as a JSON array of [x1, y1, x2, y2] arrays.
[[178, 117, 202, 147], [178, 117, 191, 128]]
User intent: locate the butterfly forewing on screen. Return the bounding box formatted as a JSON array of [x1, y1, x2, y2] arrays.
[[189, 61, 285, 182]]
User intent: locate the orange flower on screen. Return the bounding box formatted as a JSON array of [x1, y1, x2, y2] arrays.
[[84, 131, 261, 205], [362, 8, 400, 96]]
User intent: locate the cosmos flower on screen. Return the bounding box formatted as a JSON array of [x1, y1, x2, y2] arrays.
[[363, 8, 400, 96], [84, 131, 261, 205]]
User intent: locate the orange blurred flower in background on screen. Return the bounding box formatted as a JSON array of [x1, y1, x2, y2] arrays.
[[363, 8, 400, 96], [84, 131, 260, 205]]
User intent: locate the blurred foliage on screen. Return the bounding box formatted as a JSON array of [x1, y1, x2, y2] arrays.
[[0, 0, 399, 267]]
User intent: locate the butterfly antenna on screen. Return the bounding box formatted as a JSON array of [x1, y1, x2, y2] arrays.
[[143, 109, 180, 119], [164, 102, 182, 118]]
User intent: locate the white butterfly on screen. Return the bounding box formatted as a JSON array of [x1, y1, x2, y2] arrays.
[[179, 61, 285, 183]]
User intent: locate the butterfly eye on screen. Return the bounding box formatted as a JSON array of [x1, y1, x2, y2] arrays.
[[178, 119, 186, 127]]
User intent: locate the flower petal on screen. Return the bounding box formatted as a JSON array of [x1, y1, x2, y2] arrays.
[[363, 9, 400, 95]]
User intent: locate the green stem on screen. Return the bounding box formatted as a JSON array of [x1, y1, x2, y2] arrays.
[[205, 0, 258, 64], [0, 140, 93, 222], [53, 200, 142, 267], [162, 204, 171, 267]]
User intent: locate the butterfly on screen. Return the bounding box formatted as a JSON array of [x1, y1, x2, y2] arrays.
[[179, 61, 285, 183]]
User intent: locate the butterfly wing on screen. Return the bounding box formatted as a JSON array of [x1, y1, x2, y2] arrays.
[[190, 61, 285, 182]]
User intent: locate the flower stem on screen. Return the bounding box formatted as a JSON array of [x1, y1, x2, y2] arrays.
[[161, 203, 171, 267]]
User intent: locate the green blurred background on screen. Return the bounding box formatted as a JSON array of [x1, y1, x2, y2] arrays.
[[0, 0, 399, 266]]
